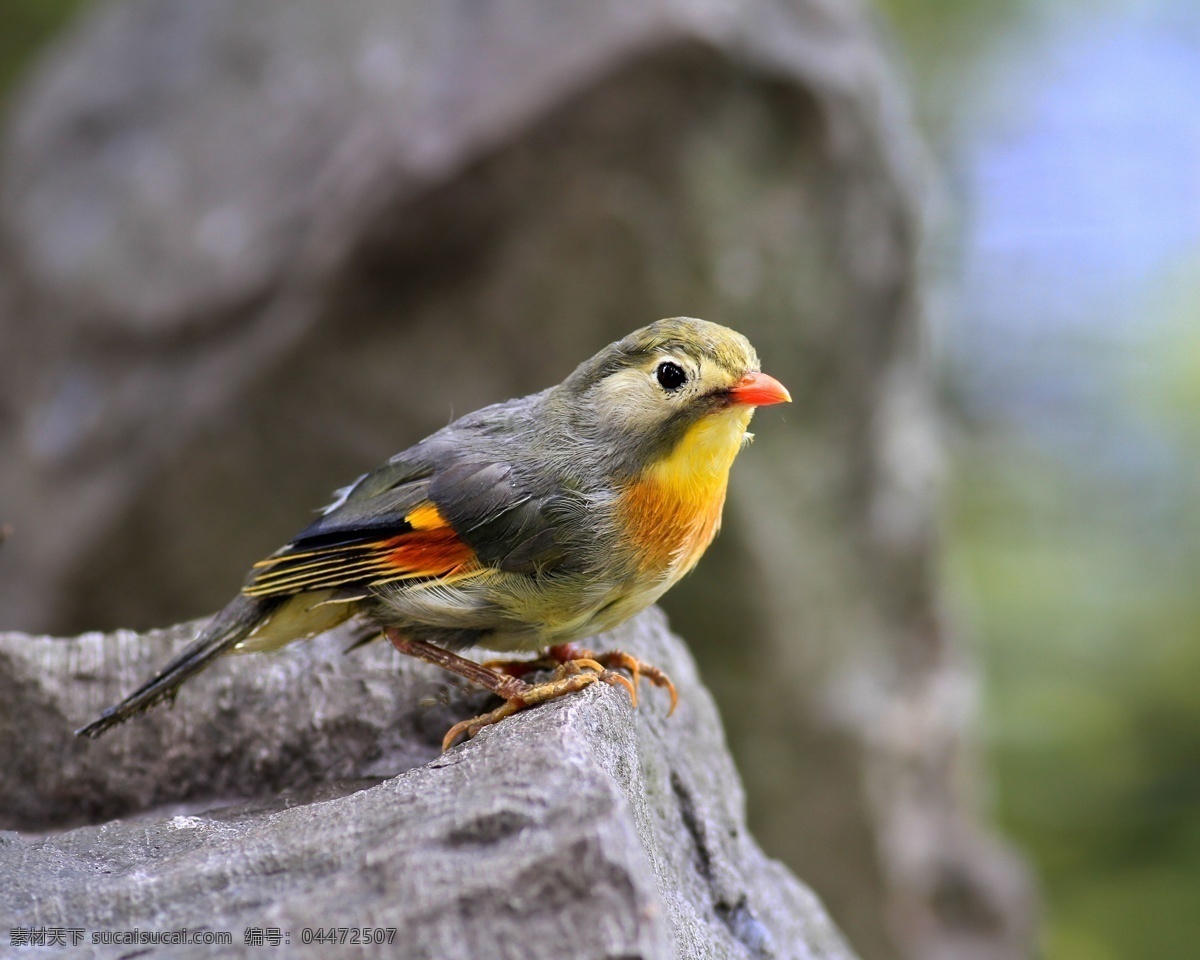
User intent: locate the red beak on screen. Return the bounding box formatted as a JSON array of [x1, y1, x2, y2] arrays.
[[728, 371, 791, 407]]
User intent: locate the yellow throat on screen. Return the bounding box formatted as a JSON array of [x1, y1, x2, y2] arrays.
[[623, 406, 755, 577]]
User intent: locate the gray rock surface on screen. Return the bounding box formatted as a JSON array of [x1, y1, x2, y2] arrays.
[[1, 608, 856, 960]]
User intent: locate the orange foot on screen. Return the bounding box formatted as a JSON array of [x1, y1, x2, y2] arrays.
[[383, 629, 672, 751], [484, 643, 678, 714], [441, 659, 635, 750], [384, 624, 638, 753]]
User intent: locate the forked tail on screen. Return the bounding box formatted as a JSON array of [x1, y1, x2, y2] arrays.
[[75, 595, 278, 738]]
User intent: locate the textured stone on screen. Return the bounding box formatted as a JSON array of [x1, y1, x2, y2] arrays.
[[1, 609, 854, 960]]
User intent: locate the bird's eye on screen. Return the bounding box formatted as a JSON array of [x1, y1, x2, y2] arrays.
[[655, 361, 688, 391]]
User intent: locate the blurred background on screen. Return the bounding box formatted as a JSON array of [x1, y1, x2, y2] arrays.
[[892, 0, 1200, 958], [1, 1, 1197, 959]]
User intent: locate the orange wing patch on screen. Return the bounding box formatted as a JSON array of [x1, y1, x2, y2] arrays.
[[404, 501, 448, 531], [243, 502, 475, 598], [382, 527, 475, 579]]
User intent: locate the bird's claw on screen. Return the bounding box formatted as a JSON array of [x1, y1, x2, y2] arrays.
[[549, 645, 678, 716], [441, 668, 605, 751], [444, 646, 675, 750], [589, 649, 678, 715]]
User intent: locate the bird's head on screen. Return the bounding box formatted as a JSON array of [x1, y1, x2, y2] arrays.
[[554, 317, 790, 483]]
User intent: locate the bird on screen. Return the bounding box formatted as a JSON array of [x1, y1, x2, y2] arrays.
[[76, 317, 790, 749]]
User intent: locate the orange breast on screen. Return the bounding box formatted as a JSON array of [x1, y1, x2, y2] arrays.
[[617, 404, 752, 581], [619, 472, 728, 579]]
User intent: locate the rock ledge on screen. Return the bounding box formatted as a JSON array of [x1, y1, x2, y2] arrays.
[[0, 609, 856, 960]]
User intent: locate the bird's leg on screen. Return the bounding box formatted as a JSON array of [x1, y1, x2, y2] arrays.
[[385, 629, 530, 699], [383, 628, 633, 750]]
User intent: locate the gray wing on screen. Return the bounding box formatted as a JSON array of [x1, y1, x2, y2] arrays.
[[244, 404, 584, 598]]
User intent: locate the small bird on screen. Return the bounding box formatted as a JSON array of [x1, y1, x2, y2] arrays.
[[77, 318, 789, 748]]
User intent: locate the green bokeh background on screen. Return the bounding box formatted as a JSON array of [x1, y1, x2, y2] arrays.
[[879, 1, 1200, 957], [5, 2, 1197, 959]]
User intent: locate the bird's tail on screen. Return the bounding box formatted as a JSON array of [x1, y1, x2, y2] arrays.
[[75, 594, 279, 739]]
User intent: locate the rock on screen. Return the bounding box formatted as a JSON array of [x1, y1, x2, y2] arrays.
[[0, 608, 856, 960]]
